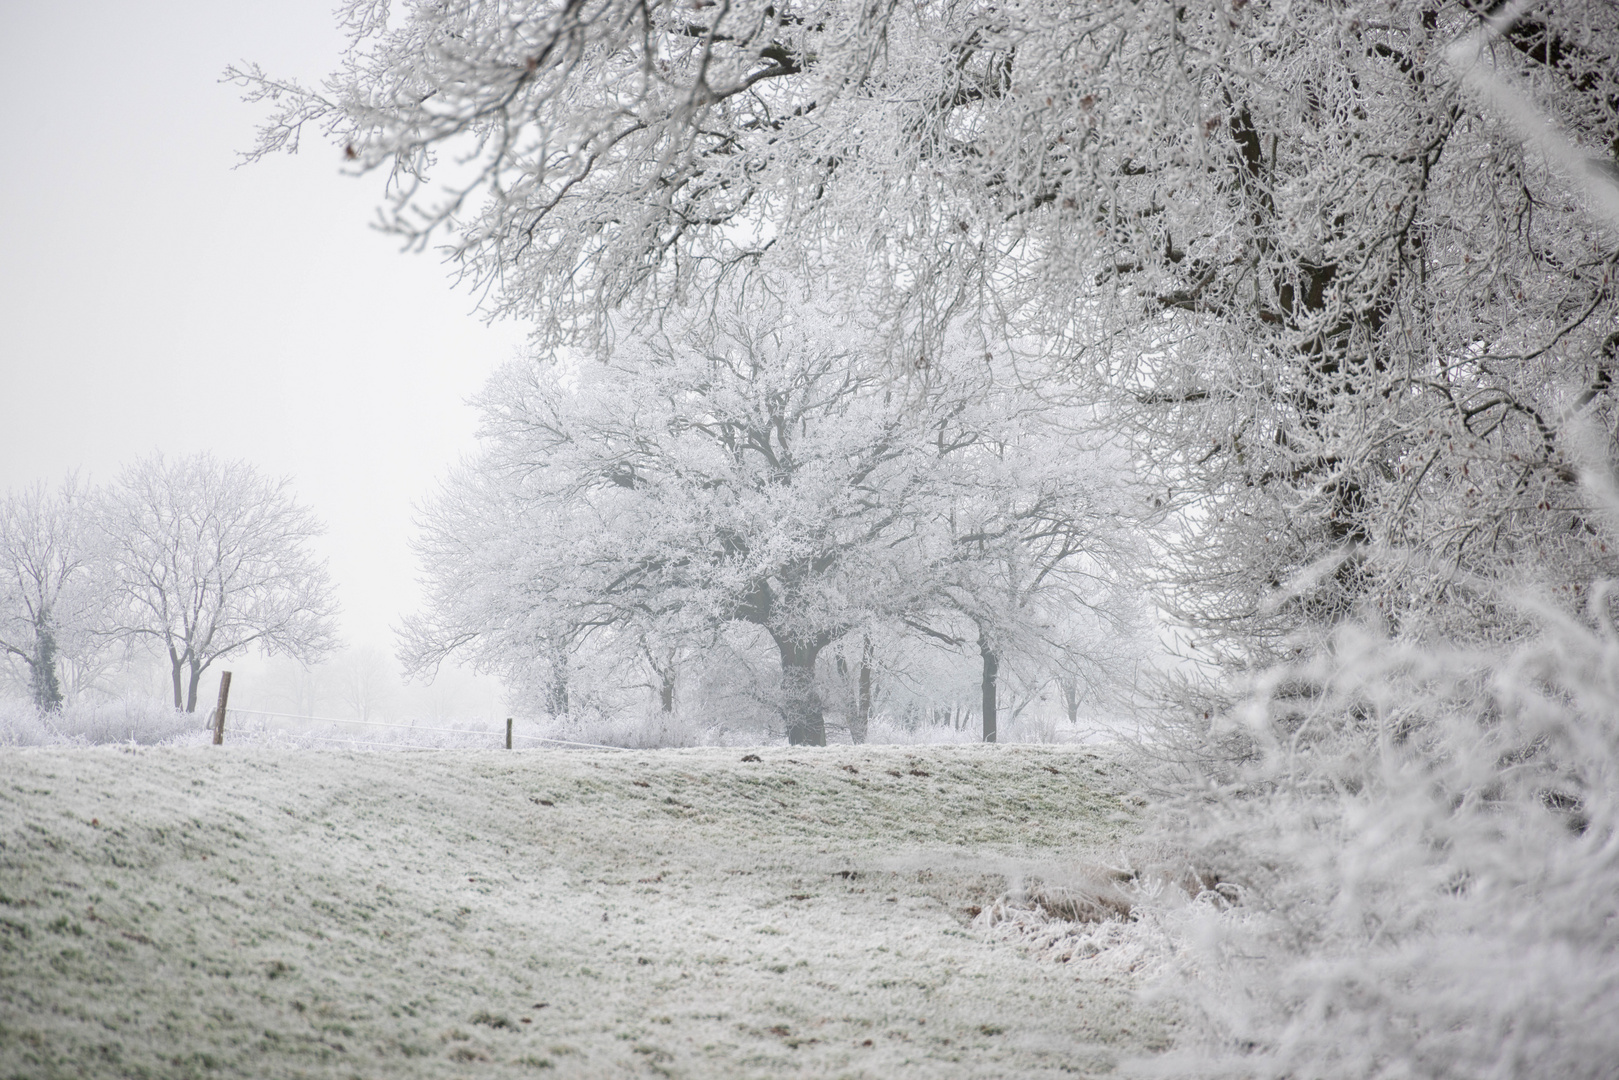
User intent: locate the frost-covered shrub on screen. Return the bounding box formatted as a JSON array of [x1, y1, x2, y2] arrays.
[[1147, 592, 1619, 1079], [526, 708, 739, 749], [857, 709, 1109, 746], [0, 697, 204, 747]]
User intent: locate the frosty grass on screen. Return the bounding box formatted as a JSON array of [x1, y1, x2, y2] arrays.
[[1, 744, 1174, 1077]]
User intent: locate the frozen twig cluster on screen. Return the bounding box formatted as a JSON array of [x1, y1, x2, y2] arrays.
[[1146, 560, 1619, 1076]]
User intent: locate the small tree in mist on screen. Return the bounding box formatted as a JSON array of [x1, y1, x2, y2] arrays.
[[921, 362, 1139, 741], [0, 477, 112, 710], [103, 453, 339, 712]]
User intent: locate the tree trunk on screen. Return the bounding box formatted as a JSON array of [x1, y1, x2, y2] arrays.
[[979, 631, 998, 744], [185, 661, 204, 713], [775, 637, 827, 746], [546, 640, 570, 721], [1060, 674, 1082, 726], [548, 671, 569, 721], [169, 647, 185, 711], [29, 623, 63, 713], [660, 667, 676, 713], [850, 635, 872, 745]]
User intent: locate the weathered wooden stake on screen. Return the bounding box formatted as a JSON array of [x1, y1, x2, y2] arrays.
[[212, 671, 233, 745], [505, 717, 513, 750]]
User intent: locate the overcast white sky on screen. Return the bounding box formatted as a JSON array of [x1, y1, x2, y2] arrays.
[[0, 3, 529, 669]]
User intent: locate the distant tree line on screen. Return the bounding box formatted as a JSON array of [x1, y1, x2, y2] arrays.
[[0, 453, 337, 712]]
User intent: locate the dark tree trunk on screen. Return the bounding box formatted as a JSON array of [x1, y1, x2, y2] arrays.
[[660, 668, 676, 713], [169, 647, 185, 711], [979, 631, 999, 744], [186, 661, 204, 713], [29, 624, 62, 713], [775, 637, 827, 746], [1055, 676, 1081, 725], [851, 635, 872, 745]]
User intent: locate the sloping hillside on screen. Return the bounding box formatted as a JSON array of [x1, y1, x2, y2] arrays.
[[0, 744, 1170, 1078]]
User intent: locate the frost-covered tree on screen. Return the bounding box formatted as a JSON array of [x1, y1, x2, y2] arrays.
[[903, 356, 1138, 740], [1147, 54, 1619, 1076], [239, 0, 1619, 666], [406, 306, 1137, 743], [405, 306, 967, 743], [0, 478, 112, 710], [103, 453, 340, 712], [331, 645, 402, 723]]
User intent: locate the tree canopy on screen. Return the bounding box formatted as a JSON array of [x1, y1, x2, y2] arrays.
[[404, 305, 1132, 742], [103, 453, 339, 712], [240, 0, 1619, 666]]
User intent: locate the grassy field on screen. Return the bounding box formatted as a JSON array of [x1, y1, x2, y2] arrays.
[[0, 743, 1172, 1078]]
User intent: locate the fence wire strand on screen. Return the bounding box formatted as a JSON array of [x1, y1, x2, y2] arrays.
[[222, 707, 632, 751]]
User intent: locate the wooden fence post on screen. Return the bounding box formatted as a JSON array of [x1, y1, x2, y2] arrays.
[[212, 671, 233, 745], [505, 717, 513, 750]]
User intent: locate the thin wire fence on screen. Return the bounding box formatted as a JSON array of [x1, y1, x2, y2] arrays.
[[1, 691, 1127, 750], [220, 706, 634, 751]]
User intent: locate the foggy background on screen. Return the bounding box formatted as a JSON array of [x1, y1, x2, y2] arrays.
[[0, 1, 517, 719]]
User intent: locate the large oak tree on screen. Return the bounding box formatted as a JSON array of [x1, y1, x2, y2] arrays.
[[406, 307, 960, 743]]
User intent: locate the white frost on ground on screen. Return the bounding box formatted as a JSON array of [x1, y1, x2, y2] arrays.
[[0, 743, 1174, 1078]]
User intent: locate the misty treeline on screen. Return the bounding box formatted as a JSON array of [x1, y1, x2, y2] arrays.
[[0, 454, 336, 714], [236, 0, 1619, 1075]]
